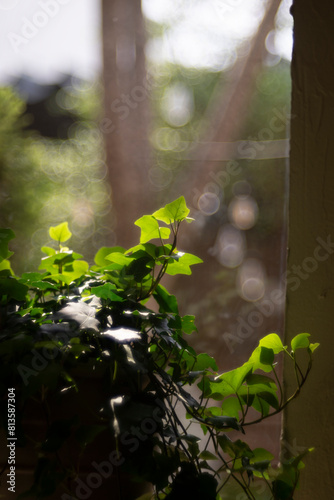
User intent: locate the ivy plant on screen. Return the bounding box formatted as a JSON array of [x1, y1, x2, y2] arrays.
[[0, 197, 318, 499]]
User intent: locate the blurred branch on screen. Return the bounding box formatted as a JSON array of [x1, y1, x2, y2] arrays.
[[183, 0, 283, 202]]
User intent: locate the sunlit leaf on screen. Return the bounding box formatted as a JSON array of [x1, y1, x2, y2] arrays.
[[309, 342, 320, 353], [44, 273, 74, 285], [165, 252, 203, 276], [41, 246, 56, 256], [135, 215, 170, 243], [291, 333, 310, 351], [39, 251, 83, 272], [259, 333, 285, 353], [152, 196, 190, 224], [0, 259, 13, 274], [102, 328, 141, 343], [247, 346, 273, 373], [57, 302, 99, 331], [64, 260, 89, 280], [105, 252, 135, 266], [49, 222, 72, 243], [211, 364, 252, 399], [94, 246, 125, 267]]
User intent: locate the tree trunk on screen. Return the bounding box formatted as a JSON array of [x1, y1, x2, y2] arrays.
[[101, 0, 153, 248]]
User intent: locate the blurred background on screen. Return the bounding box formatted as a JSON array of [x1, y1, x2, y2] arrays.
[[0, 0, 292, 463]]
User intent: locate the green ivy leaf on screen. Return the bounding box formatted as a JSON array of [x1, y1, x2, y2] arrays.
[[291, 333, 310, 351], [43, 274, 72, 285], [57, 302, 99, 331], [199, 451, 218, 461], [0, 277, 28, 301], [0, 333, 33, 356], [126, 254, 154, 282], [218, 435, 252, 459], [94, 246, 125, 267], [205, 415, 241, 431], [221, 397, 242, 419], [30, 281, 59, 291], [257, 391, 279, 410], [105, 252, 135, 266], [135, 215, 170, 243], [152, 196, 190, 224], [19, 273, 58, 291], [211, 364, 252, 399], [179, 434, 201, 458], [250, 448, 274, 463], [192, 353, 218, 372], [165, 252, 203, 276], [0, 228, 15, 262], [64, 260, 89, 279], [102, 328, 141, 343], [41, 246, 56, 256], [49, 222, 72, 243], [45, 260, 89, 284], [309, 342, 320, 353], [259, 333, 285, 353], [34, 340, 60, 350], [0, 259, 13, 274], [91, 283, 124, 302], [154, 284, 179, 314], [247, 346, 273, 373], [246, 373, 276, 389], [260, 346, 275, 365], [181, 315, 197, 335], [20, 272, 48, 283], [39, 251, 83, 273]]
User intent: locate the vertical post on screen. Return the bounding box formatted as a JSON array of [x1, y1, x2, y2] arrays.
[[101, 0, 152, 247], [283, 0, 334, 497]]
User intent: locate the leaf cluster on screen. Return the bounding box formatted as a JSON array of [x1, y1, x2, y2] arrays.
[[0, 197, 318, 499]]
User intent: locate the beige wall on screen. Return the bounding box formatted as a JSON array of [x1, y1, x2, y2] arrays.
[[283, 0, 334, 498]]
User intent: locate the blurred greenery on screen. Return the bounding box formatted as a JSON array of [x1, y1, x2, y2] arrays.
[[0, 84, 112, 274], [0, 48, 291, 285]]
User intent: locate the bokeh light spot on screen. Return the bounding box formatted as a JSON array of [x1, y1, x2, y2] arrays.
[[198, 192, 220, 215], [229, 196, 258, 230]]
